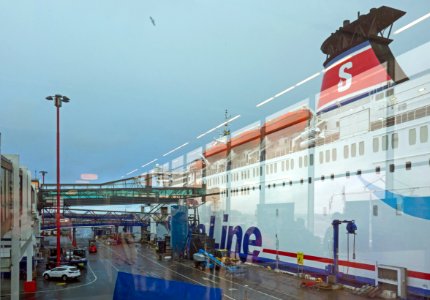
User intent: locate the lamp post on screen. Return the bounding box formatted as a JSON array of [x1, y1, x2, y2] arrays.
[[39, 170, 48, 185], [45, 94, 70, 266]]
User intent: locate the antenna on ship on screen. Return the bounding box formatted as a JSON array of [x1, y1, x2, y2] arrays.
[[223, 109, 231, 137]]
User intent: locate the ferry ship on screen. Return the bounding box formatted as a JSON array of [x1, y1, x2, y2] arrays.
[[179, 6, 430, 296]]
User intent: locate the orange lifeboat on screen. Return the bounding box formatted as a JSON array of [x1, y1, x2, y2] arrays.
[[263, 109, 311, 135], [204, 143, 227, 158], [230, 129, 261, 148], [204, 109, 312, 158]]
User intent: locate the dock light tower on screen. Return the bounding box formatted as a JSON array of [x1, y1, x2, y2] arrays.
[[45, 94, 70, 266], [39, 170, 48, 185]]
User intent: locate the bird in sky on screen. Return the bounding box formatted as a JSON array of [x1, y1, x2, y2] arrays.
[[150, 16, 156, 26]]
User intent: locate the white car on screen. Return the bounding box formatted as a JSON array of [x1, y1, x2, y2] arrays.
[[43, 265, 81, 281]]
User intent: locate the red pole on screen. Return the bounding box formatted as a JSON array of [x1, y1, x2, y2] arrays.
[[56, 100, 61, 266]]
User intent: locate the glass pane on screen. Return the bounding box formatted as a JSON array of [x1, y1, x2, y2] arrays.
[[373, 137, 379, 152], [409, 128, 416, 145], [382, 135, 388, 150], [351, 143, 356, 157], [325, 149, 330, 162], [392, 133, 399, 149], [359, 141, 364, 155], [420, 125, 428, 143]]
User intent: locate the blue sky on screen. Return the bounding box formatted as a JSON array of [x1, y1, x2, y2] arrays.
[[1, 1, 429, 183]]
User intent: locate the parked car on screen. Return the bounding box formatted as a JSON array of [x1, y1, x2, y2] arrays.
[[43, 266, 81, 281], [64, 250, 88, 268]]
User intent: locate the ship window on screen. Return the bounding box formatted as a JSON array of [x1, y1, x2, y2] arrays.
[[308, 177, 312, 184], [357, 169, 362, 176], [351, 143, 357, 157], [346, 171, 350, 178], [406, 161, 411, 170], [391, 133, 398, 149], [274, 163, 277, 173], [321, 175, 325, 181], [286, 160, 289, 170], [375, 166, 381, 174], [289, 180, 292, 186], [281, 161, 284, 172], [332, 148, 337, 161], [300, 179, 304, 184], [420, 125, 428, 143], [373, 137, 379, 152], [310, 154, 314, 166], [330, 174, 334, 180], [304, 155, 308, 167], [282, 182, 285, 187], [389, 164, 395, 172], [319, 151, 324, 164], [409, 128, 416, 145], [271, 164, 274, 174], [266, 165, 269, 174], [359, 141, 365, 155], [382, 135, 388, 150], [299, 157, 303, 168], [291, 159, 294, 169], [247, 170, 250, 178], [253, 168, 255, 177], [386, 88, 394, 97], [375, 92, 384, 101], [344, 145, 349, 159], [325, 149, 330, 162]]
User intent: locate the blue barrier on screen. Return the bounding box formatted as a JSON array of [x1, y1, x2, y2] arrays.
[[113, 272, 222, 300]]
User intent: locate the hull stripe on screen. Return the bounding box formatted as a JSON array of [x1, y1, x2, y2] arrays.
[[262, 248, 430, 279]]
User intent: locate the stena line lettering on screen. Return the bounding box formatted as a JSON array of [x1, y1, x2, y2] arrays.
[[198, 214, 262, 262], [337, 61, 353, 92]]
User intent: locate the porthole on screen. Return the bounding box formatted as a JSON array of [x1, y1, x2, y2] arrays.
[[406, 161, 411, 170]]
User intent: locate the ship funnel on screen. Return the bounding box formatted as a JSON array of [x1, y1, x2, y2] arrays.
[[318, 6, 408, 114]]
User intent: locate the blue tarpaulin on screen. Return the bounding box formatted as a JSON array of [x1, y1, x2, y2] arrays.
[[113, 272, 222, 300], [171, 205, 188, 256]]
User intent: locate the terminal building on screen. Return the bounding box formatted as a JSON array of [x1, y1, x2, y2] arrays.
[[1, 153, 41, 299]]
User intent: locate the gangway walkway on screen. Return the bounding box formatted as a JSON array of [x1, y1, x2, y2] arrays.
[[41, 207, 156, 230], [39, 175, 206, 208]]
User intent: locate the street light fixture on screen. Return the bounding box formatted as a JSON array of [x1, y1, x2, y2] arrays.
[[45, 94, 70, 266], [39, 170, 48, 185]]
